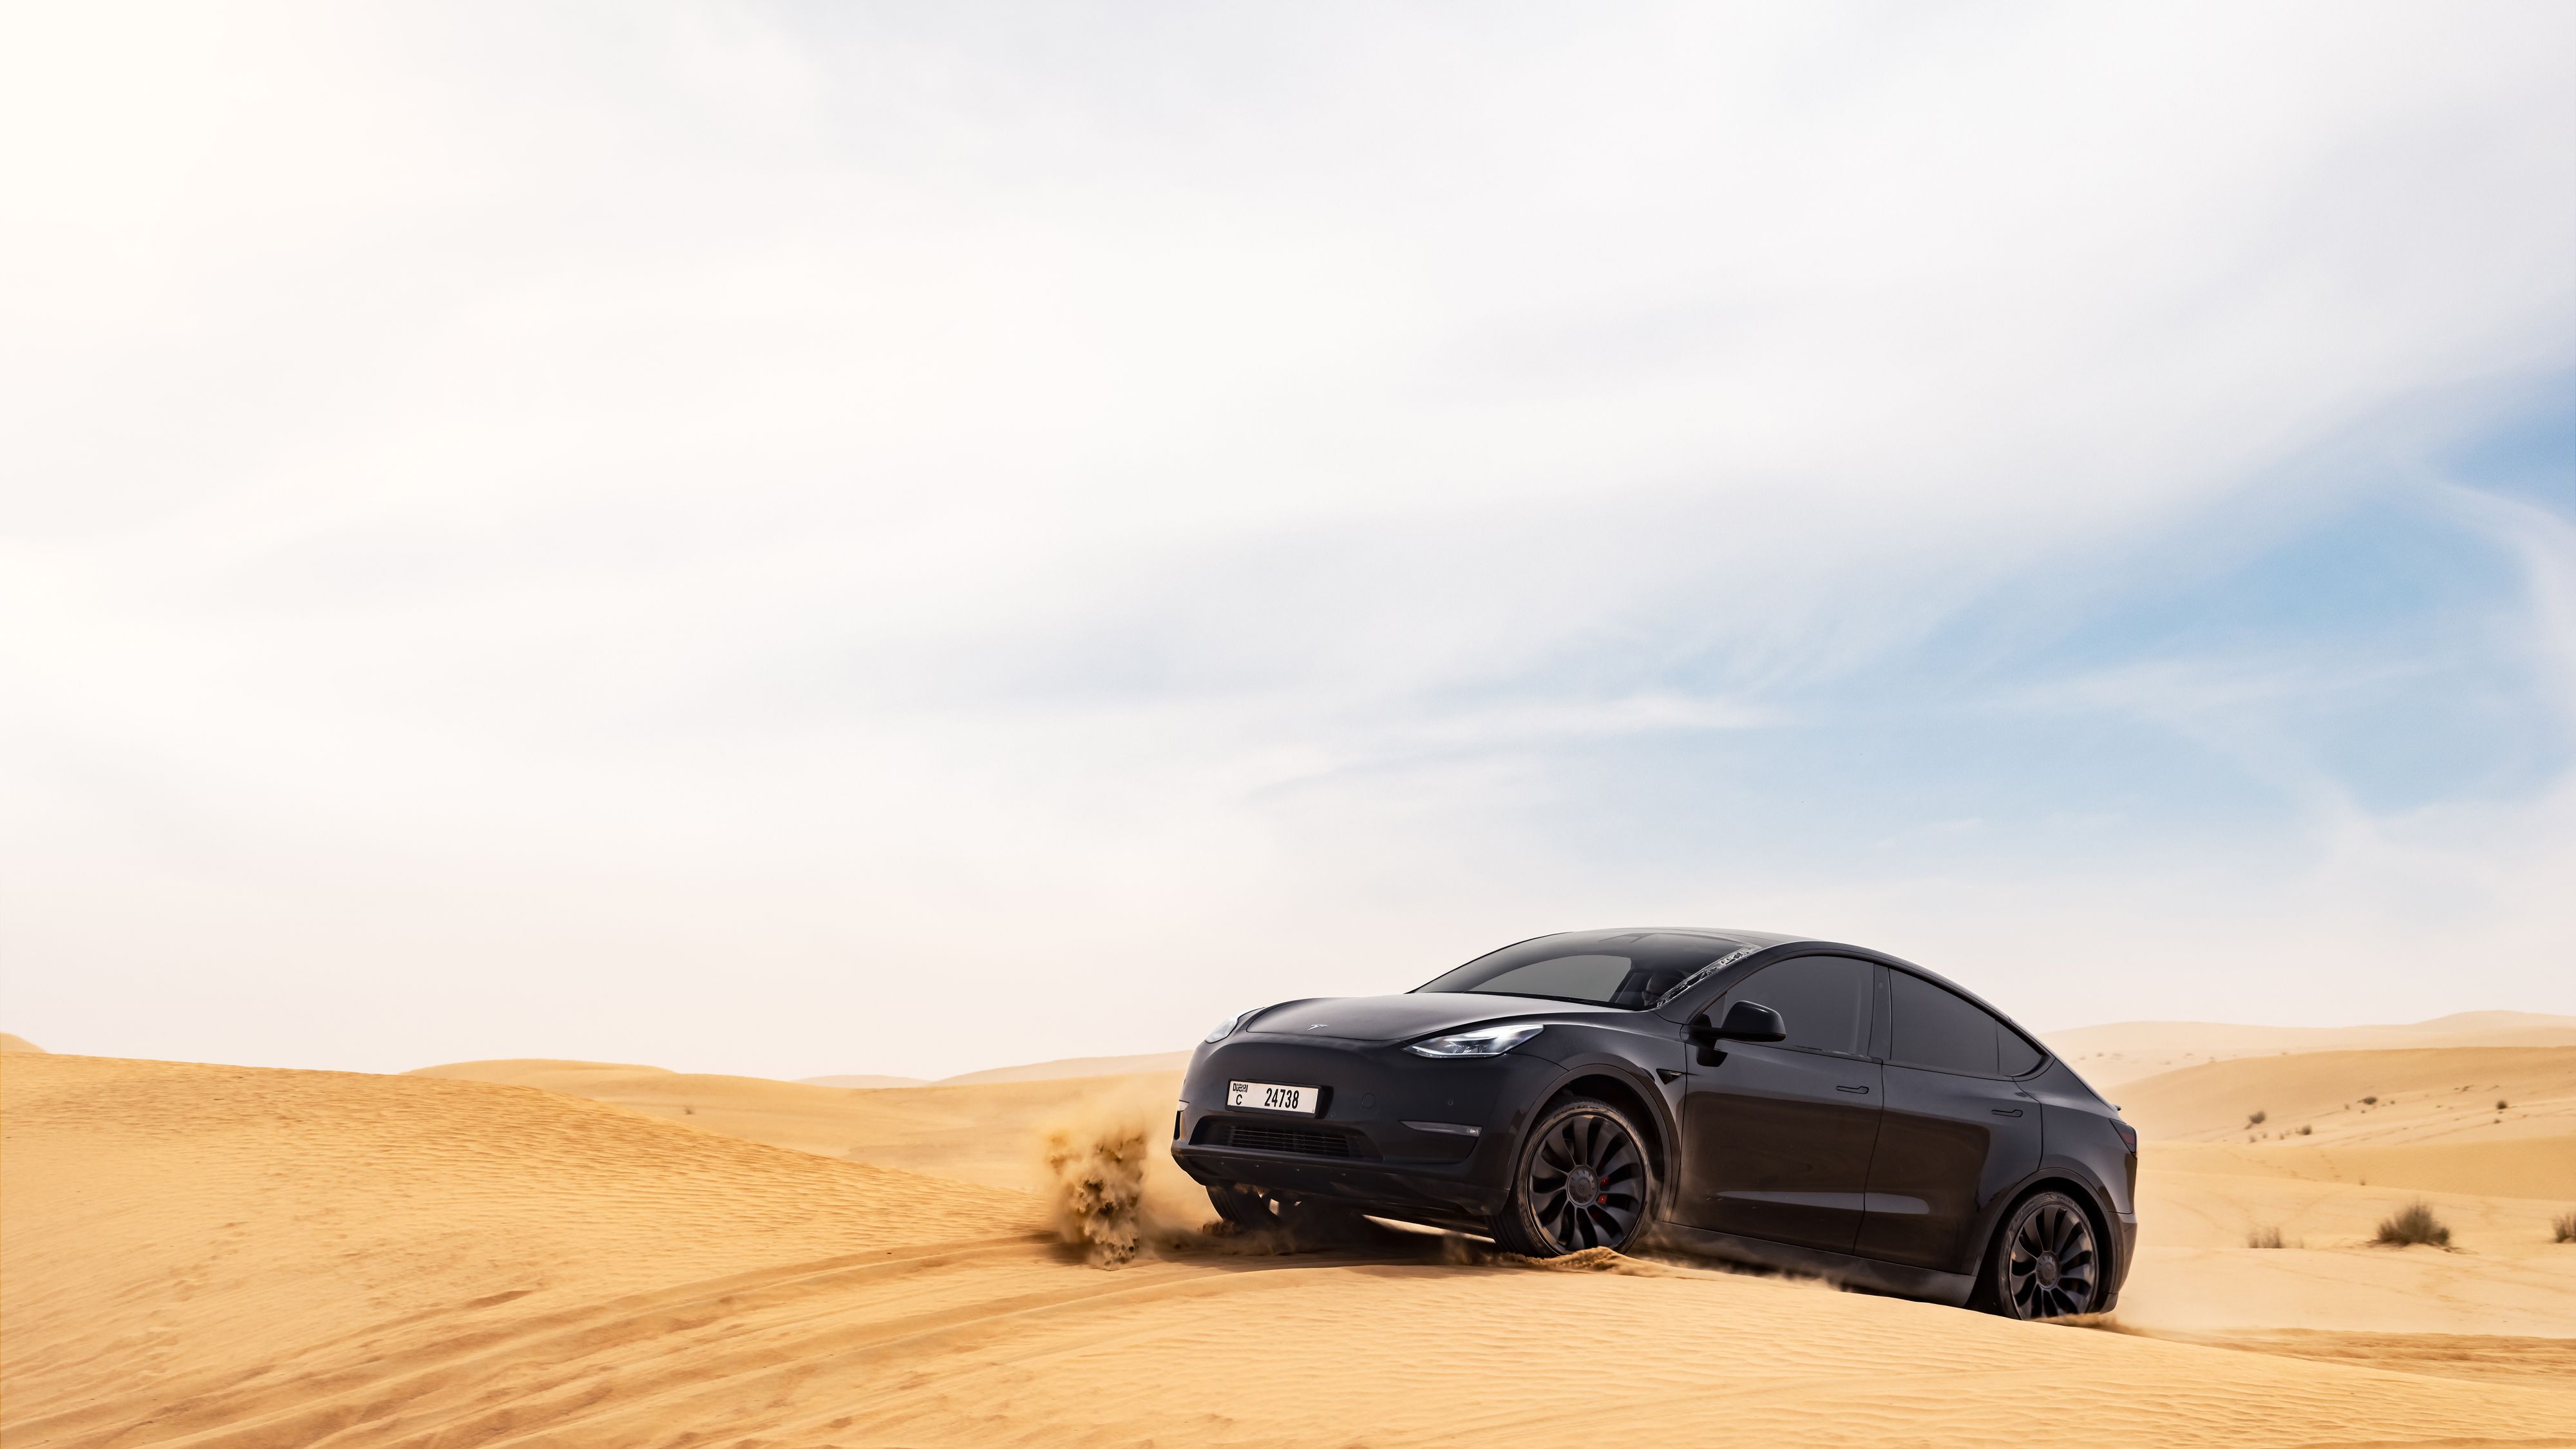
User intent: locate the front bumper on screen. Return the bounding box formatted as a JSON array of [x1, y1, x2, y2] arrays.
[[1171, 1034, 1557, 1231]]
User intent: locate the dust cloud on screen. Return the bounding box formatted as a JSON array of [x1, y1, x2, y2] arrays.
[[1037, 1082, 1215, 1266]]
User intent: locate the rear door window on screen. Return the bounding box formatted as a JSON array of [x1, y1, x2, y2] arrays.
[[1887, 972, 2009, 1076], [1727, 956, 1873, 1057]]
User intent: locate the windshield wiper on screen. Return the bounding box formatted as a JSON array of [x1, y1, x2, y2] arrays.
[[1653, 945, 1759, 1007]]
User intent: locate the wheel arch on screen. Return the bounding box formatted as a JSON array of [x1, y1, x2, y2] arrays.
[[1535, 1066, 1672, 1204], [1977, 1173, 2120, 1306]]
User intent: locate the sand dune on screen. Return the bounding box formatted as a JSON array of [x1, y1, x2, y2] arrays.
[[2113, 1046, 2576, 1147], [417, 1046, 2576, 1338], [2047, 1011, 2576, 1086], [430, 1041, 1185, 1088], [12, 1049, 2576, 1447], [0, 1032, 44, 1054], [931, 1049, 1195, 1084], [2122, 1144, 2576, 1336], [415, 1055, 1189, 1191], [791, 1050, 1195, 1088], [2095, 1044, 2576, 1340]]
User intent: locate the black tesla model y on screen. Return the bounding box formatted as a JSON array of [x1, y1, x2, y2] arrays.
[[1173, 928, 2137, 1318]]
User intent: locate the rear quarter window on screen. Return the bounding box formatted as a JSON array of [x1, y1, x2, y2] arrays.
[[1888, 971, 2008, 1077], [1998, 1025, 2046, 1077]]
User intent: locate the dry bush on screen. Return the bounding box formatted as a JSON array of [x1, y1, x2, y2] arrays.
[[2553, 1209, 2575, 1245], [2246, 1224, 2286, 1249], [2374, 1200, 2451, 1248], [2246, 1109, 2266, 1127], [2496, 1099, 2509, 1110], [2297, 1124, 2311, 1135]]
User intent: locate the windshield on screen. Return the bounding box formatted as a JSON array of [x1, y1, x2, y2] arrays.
[[1415, 932, 1755, 1009]]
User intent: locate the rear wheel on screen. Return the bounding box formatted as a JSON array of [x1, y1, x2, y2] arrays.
[[1979, 1190, 2102, 1320], [1493, 1098, 1654, 1256]]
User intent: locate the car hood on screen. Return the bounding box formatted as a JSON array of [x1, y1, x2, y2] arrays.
[[1244, 993, 1629, 1043]]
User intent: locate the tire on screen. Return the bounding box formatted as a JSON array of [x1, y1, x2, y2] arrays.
[[1206, 1182, 1274, 1230], [1492, 1097, 1656, 1256], [1978, 1189, 2103, 1320]]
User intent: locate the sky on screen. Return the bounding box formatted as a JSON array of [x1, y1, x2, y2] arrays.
[[3, 2, 2572, 1081]]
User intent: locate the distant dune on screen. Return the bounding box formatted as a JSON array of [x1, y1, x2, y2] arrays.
[[2045, 1011, 2576, 1086], [415, 1050, 1194, 1097], [932, 1050, 1195, 1084], [797, 1050, 1193, 1088], [417, 1050, 1189, 1097], [11, 1048, 2573, 1446], [2113, 1045, 2576, 1146], [460, 1012, 2576, 1100], [0, 1033, 44, 1054], [408, 1057, 674, 1086], [409, 1056, 1187, 1190]]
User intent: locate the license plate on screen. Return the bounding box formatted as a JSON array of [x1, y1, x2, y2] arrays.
[[1227, 1079, 1321, 1115]]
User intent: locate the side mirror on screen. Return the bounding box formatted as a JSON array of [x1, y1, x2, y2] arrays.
[[1699, 1000, 1786, 1044]]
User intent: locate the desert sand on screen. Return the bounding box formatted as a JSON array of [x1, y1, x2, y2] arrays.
[[2043, 1010, 2576, 1086], [790, 1050, 1196, 1092], [6, 1023, 2573, 1446], [407, 1057, 1177, 1191]]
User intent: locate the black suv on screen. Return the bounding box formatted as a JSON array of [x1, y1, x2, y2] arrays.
[[1174, 928, 2137, 1318]]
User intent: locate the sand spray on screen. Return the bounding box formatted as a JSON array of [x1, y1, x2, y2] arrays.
[[1037, 1081, 1219, 1266], [1035, 1084, 1793, 1277]]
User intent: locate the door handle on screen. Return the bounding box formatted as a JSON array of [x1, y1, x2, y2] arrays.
[[1991, 1107, 2023, 1117], [1835, 1084, 1871, 1094]]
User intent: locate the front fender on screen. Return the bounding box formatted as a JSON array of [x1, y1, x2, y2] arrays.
[[1515, 1037, 1687, 1220]]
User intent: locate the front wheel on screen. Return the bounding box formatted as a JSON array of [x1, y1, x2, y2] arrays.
[[1492, 1098, 1655, 1256], [1979, 1190, 2103, 1320]]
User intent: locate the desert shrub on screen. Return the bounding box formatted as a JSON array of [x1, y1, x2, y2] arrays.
[[2247, 1224, 2285, 1249], [2298, 1124, 2312, 1135], [2362, 1095, 2378, 1105], [2247, 1109, 2267, 1127], [2553, 1210, 2575, 1244], [2497, 1099, 2508, 1111], [2374, 1201, 2451, 1248]]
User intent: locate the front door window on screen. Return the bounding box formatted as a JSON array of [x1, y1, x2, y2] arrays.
[[1674, 956, 1883, 1253]]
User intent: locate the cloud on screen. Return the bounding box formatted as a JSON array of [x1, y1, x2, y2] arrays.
[[2, 2, 2571, 1075]]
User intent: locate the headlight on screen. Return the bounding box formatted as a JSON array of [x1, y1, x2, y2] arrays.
[[1204, 1009, 1258, 1043], [1404, 1023, 1544, 1058]]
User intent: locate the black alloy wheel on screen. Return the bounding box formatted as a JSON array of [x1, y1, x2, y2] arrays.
[[1988, 1190, 2101, 1320], [1496, 1099, 1654, 1256]]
